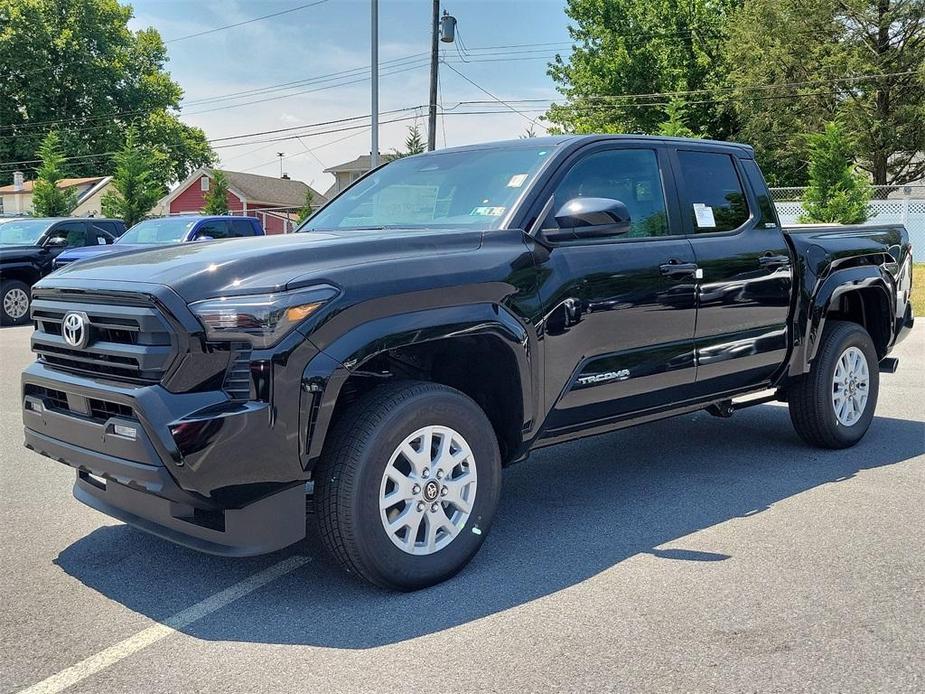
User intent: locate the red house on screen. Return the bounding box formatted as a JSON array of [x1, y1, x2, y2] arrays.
[[158, 168, 327, 235]]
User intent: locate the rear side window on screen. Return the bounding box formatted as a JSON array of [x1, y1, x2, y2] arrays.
[[677, 151, 750, 233], [229, 219, 257, 237], [545, 148, 671, 239], [90, 224, 115, 245]]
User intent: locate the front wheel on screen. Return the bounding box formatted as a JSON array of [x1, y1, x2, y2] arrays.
[[1, 280, 32, 325], [788, 320, 880, 449], [314, 381, 502, 590]]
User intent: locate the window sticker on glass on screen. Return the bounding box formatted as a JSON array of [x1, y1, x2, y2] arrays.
[[375, 185, 439, 224], [507, 174, 528, 188], [97, 237, 107, 245], [693, 203, 716, 228], [471, 206, 506, 217]]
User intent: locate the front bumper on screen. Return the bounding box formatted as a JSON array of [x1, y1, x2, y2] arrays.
[[22, 360, 307, 556]]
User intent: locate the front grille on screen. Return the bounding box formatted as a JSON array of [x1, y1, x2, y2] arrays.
[[31, 292, 178, 384], [27, 385, 69, 413], [24, 384, 135, 423], [88, 398, 134, 420]]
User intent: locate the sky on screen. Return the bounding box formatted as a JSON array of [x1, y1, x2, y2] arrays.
[[127, 0, 573, 195]]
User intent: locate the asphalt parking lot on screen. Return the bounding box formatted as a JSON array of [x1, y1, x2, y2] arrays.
[[1, 323, 922, 693]]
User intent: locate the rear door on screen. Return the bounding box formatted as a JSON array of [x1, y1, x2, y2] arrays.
[[533, 143, 699, 432], [671, 148, 792, 393]]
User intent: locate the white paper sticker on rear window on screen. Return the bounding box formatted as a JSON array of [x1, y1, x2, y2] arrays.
[[693, 203, 716, 228], [507, 174, 528, 188]]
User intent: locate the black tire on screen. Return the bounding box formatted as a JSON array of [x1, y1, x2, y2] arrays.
[[788, 320, 880, 449], [0, 279, 32, 325], [314, 381, 502, 590]]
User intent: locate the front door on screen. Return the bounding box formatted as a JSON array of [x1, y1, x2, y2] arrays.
[[672, 149, 793, 394], [533, 145, 699, 435]]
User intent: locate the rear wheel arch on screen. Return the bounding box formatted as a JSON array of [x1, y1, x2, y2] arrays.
[[792, 265, 894, 375]]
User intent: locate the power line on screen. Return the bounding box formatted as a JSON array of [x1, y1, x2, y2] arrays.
[[165, 0, 331, 43], [440, 61, 548, 132]]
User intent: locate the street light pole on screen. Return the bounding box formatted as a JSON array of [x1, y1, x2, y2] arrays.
[[370, 0, 380, 168], [427, 0, 439, 152]]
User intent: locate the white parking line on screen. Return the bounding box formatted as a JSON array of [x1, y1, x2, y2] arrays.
[[18, 555, 310, 694]]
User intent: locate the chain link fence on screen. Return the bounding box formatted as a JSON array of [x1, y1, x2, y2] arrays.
[[770, 185, 925, 261]]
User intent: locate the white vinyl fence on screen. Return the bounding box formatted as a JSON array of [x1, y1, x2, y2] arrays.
[[771, 186, 925, 261]]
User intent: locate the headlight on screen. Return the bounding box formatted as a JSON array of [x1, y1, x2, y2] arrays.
[[190, 285, 337, 348]]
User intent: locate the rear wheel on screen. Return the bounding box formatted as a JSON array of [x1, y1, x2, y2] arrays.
[[0, 280, 31, 325], [788, 320, 880, 448], [314, 381, 502, 590]]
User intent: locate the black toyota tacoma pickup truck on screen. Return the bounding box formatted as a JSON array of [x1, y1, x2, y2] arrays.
[[22, 136, 914, 590]]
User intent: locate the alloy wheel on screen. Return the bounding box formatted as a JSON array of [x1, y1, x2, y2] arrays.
[[379, 425, 478, 555]]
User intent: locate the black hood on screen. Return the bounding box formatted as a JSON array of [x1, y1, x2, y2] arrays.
[[40, 229, 485, 302]]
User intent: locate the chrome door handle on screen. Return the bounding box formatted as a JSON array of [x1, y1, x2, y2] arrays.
[[758, 254, 790, 268], [660, 261, 699, 277]]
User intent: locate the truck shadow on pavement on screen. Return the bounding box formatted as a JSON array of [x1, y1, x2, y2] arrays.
[[54, 404, 925, 649]]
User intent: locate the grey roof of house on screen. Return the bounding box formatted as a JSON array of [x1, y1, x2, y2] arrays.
[[221, 170, 327, 206], [323, 154, 374, 174]]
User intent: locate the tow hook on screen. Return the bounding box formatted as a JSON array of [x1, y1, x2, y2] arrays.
[[706, 401, 735, 418]]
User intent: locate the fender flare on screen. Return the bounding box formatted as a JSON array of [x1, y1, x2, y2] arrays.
[[0, 261, 42, 286], [299, 302, 538, 466], [789, 264, 895, 376]]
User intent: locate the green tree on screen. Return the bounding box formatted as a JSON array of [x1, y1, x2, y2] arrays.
[[31, 130, 77, 216], [202, 170, 230, 215], [800, 122, 872, 224], [297, 188, 315, 224], [391, 124, 426, 158], [101, 128, 166, 227], [545, 0, 739, 138], [404, 124, 425, 155], [0, 0, 214, 185], [726, 0, 925, 186], [657, 98, 698, 138]]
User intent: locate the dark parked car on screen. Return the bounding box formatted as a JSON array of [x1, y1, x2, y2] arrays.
[[52, 215, 265, 270], [21, 136, 914, 590], [0, 217, 122, 324]]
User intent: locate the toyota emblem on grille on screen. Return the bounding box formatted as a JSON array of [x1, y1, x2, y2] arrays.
[[62, 312, 89, 349]]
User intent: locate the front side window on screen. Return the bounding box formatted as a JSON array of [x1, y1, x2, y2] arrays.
[[301, 145, 555, 232], [677, 151, 751, 233], [544, 148, 670, 239], [54, 222, 88, 247], [196, 220, 230, 239]]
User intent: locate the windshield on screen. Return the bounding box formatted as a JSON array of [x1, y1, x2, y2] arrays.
[[0, 219, 54, 246], [118, 218, 197, 245], [301, 145, 554, 232]]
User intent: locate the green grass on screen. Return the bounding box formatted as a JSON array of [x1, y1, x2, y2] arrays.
[[913, 264, 925, 317]]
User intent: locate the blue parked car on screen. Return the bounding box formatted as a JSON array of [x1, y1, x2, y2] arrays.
[[53, 215, 265, 270]]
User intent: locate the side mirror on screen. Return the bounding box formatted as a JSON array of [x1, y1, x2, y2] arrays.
[[543, 197, 632, 241], [194, 234, 214, 242], [44, 236, 68, 248]]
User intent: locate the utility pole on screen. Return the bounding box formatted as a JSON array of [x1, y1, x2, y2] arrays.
[[370, 0, 380, 168], [427, 5, 455, 151], [427, 0, 440, 151]]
